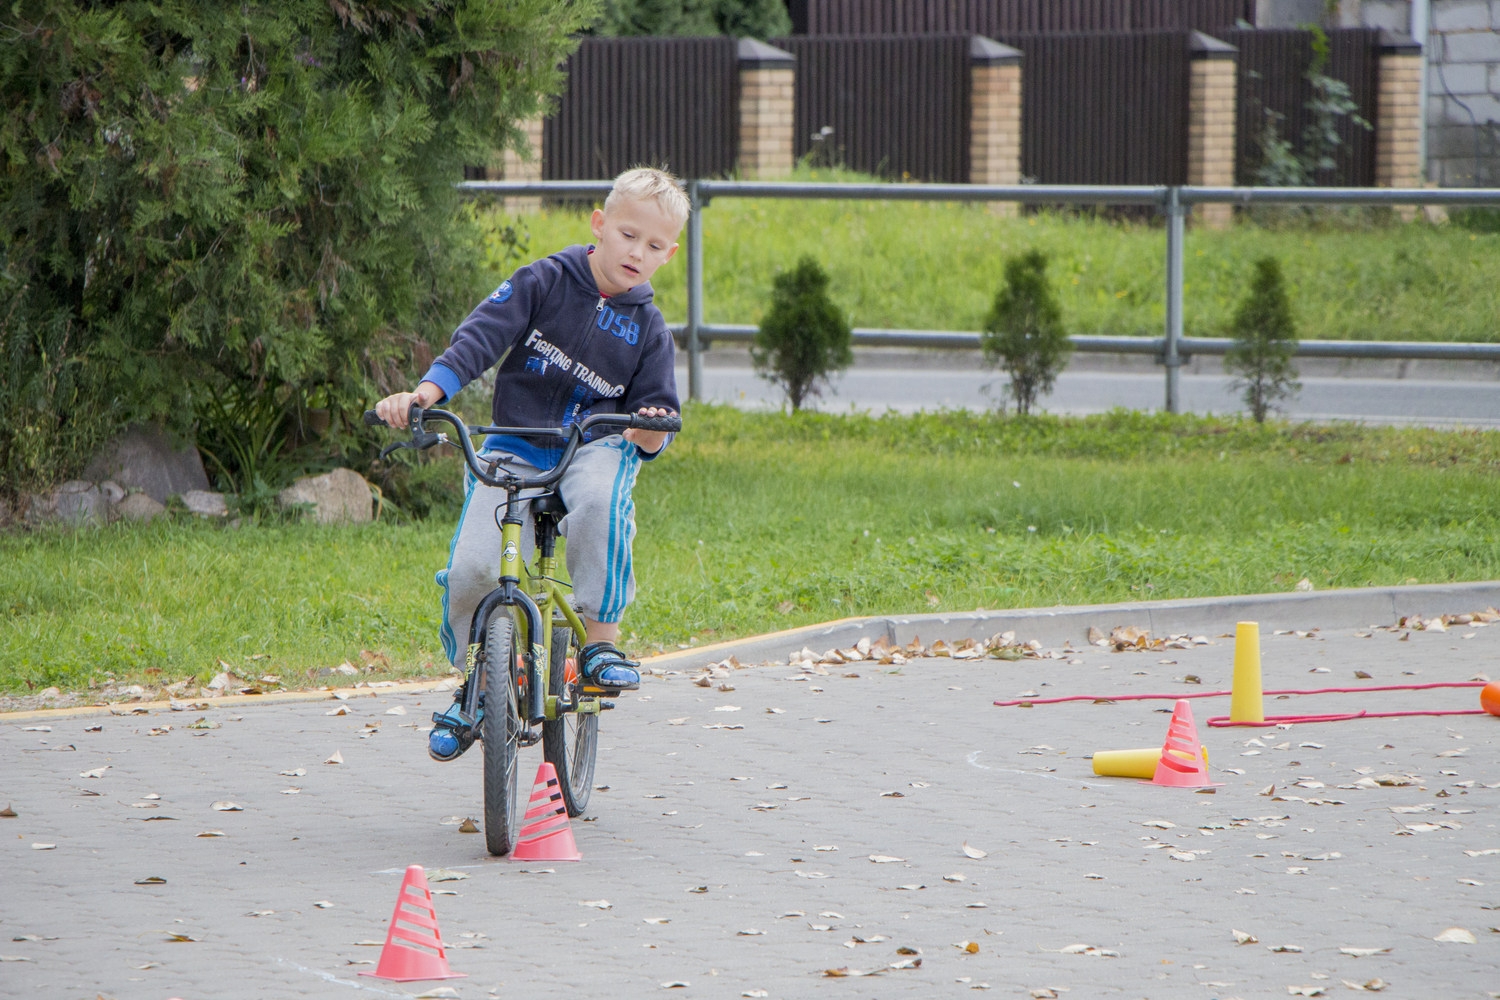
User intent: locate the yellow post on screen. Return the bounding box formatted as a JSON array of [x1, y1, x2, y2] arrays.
[[1093, 747, 1168, 779], [1229, 621, 1264, 723]]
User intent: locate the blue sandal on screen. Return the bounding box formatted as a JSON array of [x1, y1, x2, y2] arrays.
[[579, 642, 641, 692], [428, 689, 483, 761]]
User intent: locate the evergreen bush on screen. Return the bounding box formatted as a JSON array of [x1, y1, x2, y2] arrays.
[[980, 249, 1071, 416], [1225, 256, 1301, 423], [0, 0, 590, 498], [596, 0, 791, 38], [751, 256, 851, 411]]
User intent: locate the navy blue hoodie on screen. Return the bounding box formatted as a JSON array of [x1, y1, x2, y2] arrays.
[[420, 244, 679, 468]]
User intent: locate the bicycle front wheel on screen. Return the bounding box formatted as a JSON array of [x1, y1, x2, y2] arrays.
[[481, 614, 521, 856], [542, 625, 597, 816]]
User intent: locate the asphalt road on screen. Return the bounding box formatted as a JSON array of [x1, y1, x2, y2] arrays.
[[679, 351, 1500, 428], [5, 587, 1500, 998]]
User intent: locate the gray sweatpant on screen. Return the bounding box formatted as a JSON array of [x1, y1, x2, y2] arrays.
[[436, 435, 642, 667]]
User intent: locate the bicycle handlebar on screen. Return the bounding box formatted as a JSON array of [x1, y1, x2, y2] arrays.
[[363, 406, 681, 491]]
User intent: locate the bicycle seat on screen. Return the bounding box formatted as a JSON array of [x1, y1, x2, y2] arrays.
[[530, 491, 568, 518]]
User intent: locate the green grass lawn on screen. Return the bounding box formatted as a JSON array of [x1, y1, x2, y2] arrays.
[[4, 407, 1497, 696], [482, 168, 1500, 342]]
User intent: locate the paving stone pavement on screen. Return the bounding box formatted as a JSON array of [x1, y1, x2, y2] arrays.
[[4, 605, 1499, 999]]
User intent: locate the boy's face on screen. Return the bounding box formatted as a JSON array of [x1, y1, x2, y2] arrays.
[[588, 198, 681, 297]]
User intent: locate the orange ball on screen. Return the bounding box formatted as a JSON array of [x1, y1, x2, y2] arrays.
[[1482, 681, 1500, 718]]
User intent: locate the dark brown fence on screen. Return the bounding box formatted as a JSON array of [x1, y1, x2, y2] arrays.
[[792, 0, 1253, 35], [542, 37, 739, 180], [1228, 27, 1380, 186], [1001, 31, 1193, 185], [773, 35, 973, 182]]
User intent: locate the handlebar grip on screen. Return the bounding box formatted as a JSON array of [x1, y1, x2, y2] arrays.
[[629, 413, 682, 433], [363, 409, 388, 427]]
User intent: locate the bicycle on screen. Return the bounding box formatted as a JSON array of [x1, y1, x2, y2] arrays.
[[365, 404, 682, 856]]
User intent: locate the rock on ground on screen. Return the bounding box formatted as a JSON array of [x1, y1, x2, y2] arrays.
[[179, 489, 228, 518], [81, 424, 209, 503], [278, 468, 373, 524]]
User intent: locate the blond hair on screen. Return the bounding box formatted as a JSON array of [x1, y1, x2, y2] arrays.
[[604, 167, 691, 229]]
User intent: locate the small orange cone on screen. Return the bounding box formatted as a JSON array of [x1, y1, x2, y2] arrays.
[[1142, 699, 1222, 788], [512, 762, 583, 861], [360, 865, 466, 982]]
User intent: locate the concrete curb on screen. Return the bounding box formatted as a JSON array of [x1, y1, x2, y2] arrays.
[[640, 580, 1500, 671], [9, 582, 1495, 722]]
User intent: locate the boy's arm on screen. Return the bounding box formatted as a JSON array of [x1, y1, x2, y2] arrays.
[[621, 314, 681, 458], [405, 262, 557, 413]]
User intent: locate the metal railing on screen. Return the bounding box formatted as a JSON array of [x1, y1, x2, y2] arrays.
[[458, 179, 1500, 412]]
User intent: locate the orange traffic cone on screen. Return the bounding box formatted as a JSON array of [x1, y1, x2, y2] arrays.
[[1142, 699, 1222, 788], [360, 865, 466, 982], [513, 762, 582, 861]]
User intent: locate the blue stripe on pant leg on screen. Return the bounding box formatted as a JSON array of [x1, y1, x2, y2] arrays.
[[438, 467, 479, 666], [599, 442, 641, 623]]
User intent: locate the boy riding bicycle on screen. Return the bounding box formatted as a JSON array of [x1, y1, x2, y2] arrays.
[[374, 167, 687, 762]]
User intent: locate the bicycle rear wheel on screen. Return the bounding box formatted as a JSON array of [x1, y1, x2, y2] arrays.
[[542, 625, 597, 816], [481, 615, 521, 856]]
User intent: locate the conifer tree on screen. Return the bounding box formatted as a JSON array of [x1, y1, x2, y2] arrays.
[[0, 1, 592, 495], [980, 250, 1071, 416], [752, 256, 851, 411], [1225, 257, 1300, 423]]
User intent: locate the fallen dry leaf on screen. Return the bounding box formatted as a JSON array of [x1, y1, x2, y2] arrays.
[[458, 818, 480, 833]]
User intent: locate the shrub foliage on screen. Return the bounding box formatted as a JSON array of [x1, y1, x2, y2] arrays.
[[596, 0, 791, 37], [1225, 256, 1301, 423], [980, 249, 1072, 416], [751, 256, 851, 411], [0, 0, 591, 496]]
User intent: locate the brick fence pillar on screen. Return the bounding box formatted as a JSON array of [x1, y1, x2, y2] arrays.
[[737, 39, 795, 179], [969, 36, 1023, 215], [1375, 30, 1423, 191], [1187, 32, 1237, 229], [494, 116, 543, 213]]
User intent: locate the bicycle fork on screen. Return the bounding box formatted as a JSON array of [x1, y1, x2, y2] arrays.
[[462, 495, 548, 727]]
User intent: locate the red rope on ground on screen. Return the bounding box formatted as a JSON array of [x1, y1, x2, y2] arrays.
[[1205, 708, 1488, 727], [993, 681, 1490, 726]]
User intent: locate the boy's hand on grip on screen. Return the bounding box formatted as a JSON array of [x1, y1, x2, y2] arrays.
[[374, 382, 442, 430], [623, 405, 678, 455]]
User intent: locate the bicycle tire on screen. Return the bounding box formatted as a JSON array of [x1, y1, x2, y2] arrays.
[[481, 614, 521, 856], [542, 625, 597, 816]]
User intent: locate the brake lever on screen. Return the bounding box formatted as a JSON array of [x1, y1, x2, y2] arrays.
[[378, 429, 443, 461]]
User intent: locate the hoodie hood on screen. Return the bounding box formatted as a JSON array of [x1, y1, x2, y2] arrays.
[[554, 244, 656, 307]]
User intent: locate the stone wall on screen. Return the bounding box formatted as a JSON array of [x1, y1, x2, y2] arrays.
[[1425, 0, 1500, 185]]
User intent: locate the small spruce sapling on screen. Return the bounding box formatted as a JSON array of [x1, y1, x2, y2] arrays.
[[1225, 256, 1301, 423], [752, 257, 852, 412], [980, 250, 1071, 416]]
